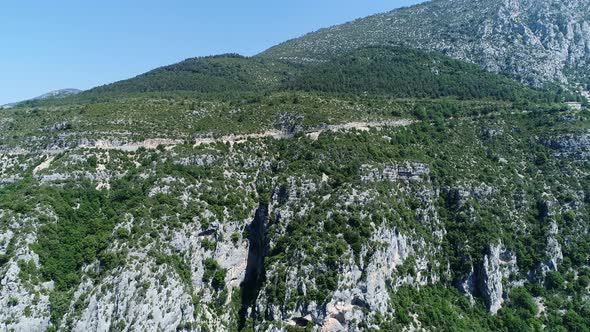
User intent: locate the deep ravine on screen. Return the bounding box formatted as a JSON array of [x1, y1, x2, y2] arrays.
[[238, 202, 270, 330]]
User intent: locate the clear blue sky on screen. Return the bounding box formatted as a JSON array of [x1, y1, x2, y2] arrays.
[[0, 0, 425, 104]]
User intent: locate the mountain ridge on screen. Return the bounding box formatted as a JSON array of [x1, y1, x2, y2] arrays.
[[67, 46, 566, 105]]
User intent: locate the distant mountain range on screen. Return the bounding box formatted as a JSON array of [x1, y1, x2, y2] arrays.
[[2, 88, 82, 108]]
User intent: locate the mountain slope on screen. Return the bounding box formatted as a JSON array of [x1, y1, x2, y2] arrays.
[[33, 89, 82, 100], [261, 0, 590, 87], [72, 46, 563, 104], [2, 89, 81, 108], [1, 96, 588, 331], [286, 46, 553, 101], [84, 54, 297, 97]]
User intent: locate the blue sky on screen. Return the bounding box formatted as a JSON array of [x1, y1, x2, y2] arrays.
[[0, 0, 425, 104]]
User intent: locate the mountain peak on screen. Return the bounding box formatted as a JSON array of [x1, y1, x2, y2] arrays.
[[2, 89, 82, 108], [34, 88, 82, 100]]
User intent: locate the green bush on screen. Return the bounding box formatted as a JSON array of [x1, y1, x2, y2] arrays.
[[546, 271, 565, 290], [203, 258, 226, 291], [8, 297, 19, 306]]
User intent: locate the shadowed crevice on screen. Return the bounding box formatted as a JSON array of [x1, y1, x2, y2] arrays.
[[238, 202, 269, 331]]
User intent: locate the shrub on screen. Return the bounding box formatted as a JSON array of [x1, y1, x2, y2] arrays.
[[8, 297, 19, 306], [546, 271, 565, 290]]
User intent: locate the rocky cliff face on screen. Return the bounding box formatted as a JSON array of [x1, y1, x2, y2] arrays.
[[0, 111, 587, 330], [249, 163, 443, 331], [480, 244, 518, 314], [544, 131, 590, 160], [0, 221, 52, 332], [0, 45, 588, 330], [261, 0, 590, 87]]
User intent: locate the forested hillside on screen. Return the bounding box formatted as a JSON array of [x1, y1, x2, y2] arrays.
[[42, 47, 573, 106], [285, 46, 557, 102], [261, 0, 590, 87], [83, 54, 298, 97]]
